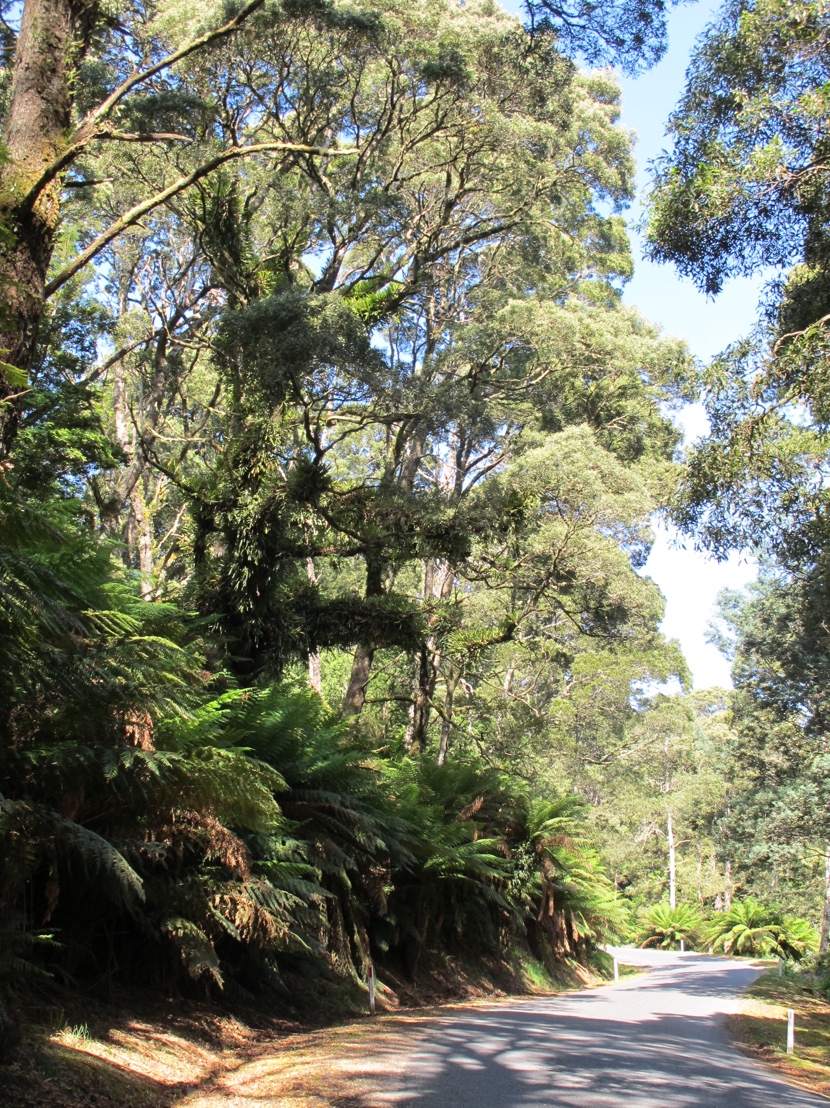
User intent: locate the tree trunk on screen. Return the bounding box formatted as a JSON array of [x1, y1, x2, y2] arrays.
[[341, 553, 386, 718], [404, 557, 453, 753], [402, 653, 420, 752], [99, 331, 171, 534], [0, 0, 93, 455], [696, 847, 703, 905], [305, 558, 322, 694], [405, 641, 440, 754], [820, 843, 830, 956], [131, 483, 155, 600], [308, 649, 322, 696], [342, 643, 374, 718], [667, 809, 676, 909], [724, 859, 732, 911], [712, 854, 723, 911], [437, 669, 460, 766]]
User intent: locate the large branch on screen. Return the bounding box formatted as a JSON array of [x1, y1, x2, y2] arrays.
[[45, 141, 358, 296], [22, 0, 267, 206], [23, 131, 195, 210], [773, 311, 830, 355]]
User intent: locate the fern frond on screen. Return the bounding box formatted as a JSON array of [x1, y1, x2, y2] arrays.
[[158, 914, 223, 987]]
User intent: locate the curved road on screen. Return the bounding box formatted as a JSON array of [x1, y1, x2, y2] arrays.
[[374, 949, 827, 1107]]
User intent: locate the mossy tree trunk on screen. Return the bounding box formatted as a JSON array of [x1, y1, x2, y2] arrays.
[[0, 0, 95, 456]]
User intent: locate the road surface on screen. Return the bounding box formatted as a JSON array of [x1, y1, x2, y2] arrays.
[[373, 949, 826, 1107]]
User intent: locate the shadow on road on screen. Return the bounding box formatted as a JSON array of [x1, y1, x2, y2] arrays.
[[342, 955, 826, 1108]]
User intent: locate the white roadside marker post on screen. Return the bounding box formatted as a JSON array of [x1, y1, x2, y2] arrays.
[[613, 956, 619, 982], [680, 939, 685, 953], [368, 961, 376, 1015], [787, 1009, 795, 1055]]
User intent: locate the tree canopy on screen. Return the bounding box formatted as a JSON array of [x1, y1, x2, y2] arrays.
[[647, 0, 830, 563]]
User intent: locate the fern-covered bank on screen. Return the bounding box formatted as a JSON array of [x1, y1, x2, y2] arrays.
[[0, 487, 622, 1057], [0, 624, 620, 1055]]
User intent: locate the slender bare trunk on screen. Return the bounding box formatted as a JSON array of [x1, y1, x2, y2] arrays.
[[412, 644, 431, 749], [711, 855, 723, 911], [131, 484, 155, 600], [724, 859, 732, 911], [696, 847, 703, 905], [306, 558, 322, 694], [667, 809, 676, 909], [403, 653, 419, 752], [819, 844, 830, 956], [308, 651, 322, 696], [437, 670, 459, 766]]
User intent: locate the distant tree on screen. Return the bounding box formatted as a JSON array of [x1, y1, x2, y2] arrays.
[[712, 577, 830, 946], [646, 0, 830, 563]]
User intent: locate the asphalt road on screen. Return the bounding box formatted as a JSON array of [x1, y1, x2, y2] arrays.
[[374, 949, 827, 1107]]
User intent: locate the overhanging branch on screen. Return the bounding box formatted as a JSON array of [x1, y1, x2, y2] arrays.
[[79, 0, 267, 135], [22, 0, 269, 208], [45, 141, 358, 296]]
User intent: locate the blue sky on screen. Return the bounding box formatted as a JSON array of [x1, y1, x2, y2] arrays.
[[499, 0, 760, 688]]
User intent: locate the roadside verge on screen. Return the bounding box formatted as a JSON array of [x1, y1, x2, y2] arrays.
[[3, 957, 620, 1108], [728, 968, 830, 1101]]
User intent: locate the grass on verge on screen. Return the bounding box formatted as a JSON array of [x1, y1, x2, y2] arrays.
[[728, 968, 830, 1100]]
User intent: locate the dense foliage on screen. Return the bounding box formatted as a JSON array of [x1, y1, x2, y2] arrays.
[[636, 899, 817, 958], [703, 899, 818, 960]]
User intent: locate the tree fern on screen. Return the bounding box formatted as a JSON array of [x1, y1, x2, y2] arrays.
[[508, 792, 624, 962], [638, 903, 702, 950], [704, 900, 817, 960]]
